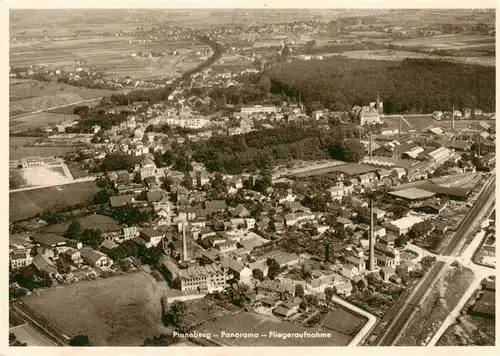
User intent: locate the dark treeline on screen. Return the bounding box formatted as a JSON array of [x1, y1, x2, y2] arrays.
[[191, 123, 363, 174], [267, 58, 495, 113], [181, 35, 222, 80]]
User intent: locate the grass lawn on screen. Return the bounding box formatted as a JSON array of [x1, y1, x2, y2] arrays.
[[321, 308, 367, 337], [23, 272, 169, 346], [9, 181, 99, 222], [198, 312, 351, 346], [10, 112, 79, 132]]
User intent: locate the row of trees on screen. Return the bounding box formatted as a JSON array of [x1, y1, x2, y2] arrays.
[[191, 123, 363, 174], [267, 58, 495, 114], [99, 153, 141, 172], [65, 221, 103, 249]]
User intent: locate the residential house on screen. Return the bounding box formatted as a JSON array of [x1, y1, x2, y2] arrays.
[[230, 204, 250, 218], [62, 248, 83, 265], [10, 251, 33, 270], [80, 248, 113, 268], [32, 254, 58, 276], [123, 226, 140, 240], [221, 257, 252, 285], [257, 279, 281, 298], [273, 298, 301, 318], [380, 266, 396, 282], [387, 216, 423, 236], [345, 256, 366, 272], [205, 200, 227, 214], [139, 228, 164, 248], [259, 251, 301, 268], [110, 194, 136, 208], [341, 265, 359, 280], [248, 260, 268, 278]]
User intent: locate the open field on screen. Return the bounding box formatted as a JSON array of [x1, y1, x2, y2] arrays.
[[392, 34, 495, 50], [10, 93, 85, 113], [9, 169, 27, 190], [10, 143, 77, 161], [340, 50, 495, 67], [197, 312, 351, 346], [321, 308, 367, 337], [22, 166, 72, 187], [23, 272, 169, 346], [10, 37, 208, 79], [10, 112, 79, 132], [10, 181, 99, 222], [43, 214, 121, 234], [396, 266, 475, 346], [66, 163, 89, 179], [10, 79, 116, 102]]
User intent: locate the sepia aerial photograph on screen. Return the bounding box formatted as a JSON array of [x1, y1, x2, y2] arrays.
[[8, 8, 496, 348]]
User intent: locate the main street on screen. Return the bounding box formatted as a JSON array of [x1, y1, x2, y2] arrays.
[[370, 173, 495, 346]]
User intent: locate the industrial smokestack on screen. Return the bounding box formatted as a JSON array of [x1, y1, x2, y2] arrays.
[[399, 116, 402, 137], [369, 197, 375, 271], [182, 221, 188, 261], [369, 132, 373, 158]]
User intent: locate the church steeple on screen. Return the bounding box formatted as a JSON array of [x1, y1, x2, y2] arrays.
[[376, 92, 381, 108]]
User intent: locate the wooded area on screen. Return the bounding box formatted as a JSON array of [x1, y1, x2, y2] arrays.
[[267, 58, 495, 113]]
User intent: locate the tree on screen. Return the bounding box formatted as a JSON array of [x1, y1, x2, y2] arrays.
[[295, 284, 305, 298], [80, 229, 102, 249], [142, 334, 178, 346], [252, 268, 264, 281], [70, 335, 91, 346], [259, 74, 272, 96], [56, 258, 71, 274], [167, 300, 192, 332], [340, 138, 365, 162], [100, 153, 139, 172], [390, 204, 409, 219], [94, 189, 112, 205], [182, 174, 194, 190], [324, 287, 334, 302], [300, 264, 312, 281], [421, 256, 437, 269], [133, 172, 142, 184], [65, 221, 82, 240], [394, 234, 409, 248], [299, 299, 309, 310], [95, 175, 113, 189], [267, 258, 281, 280], [357, 279, 367, 290], [112, 205, 150, 225]]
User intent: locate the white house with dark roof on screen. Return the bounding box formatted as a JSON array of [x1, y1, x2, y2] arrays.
[[80, 248, 113, 268]]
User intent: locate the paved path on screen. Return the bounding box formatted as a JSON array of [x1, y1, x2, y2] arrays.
[[10, 97, 102, 120], [426, 226, 495, 346]]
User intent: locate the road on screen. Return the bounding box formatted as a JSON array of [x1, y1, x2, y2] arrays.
[[10, 97, 103, 120], [370, 174, 495, 346], [329, 295, 377, 346], [11, 302, 68, 346], [426, 225, 495, 346]]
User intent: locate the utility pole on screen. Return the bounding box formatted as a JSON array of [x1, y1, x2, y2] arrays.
[[369, 132, 373, 158]]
